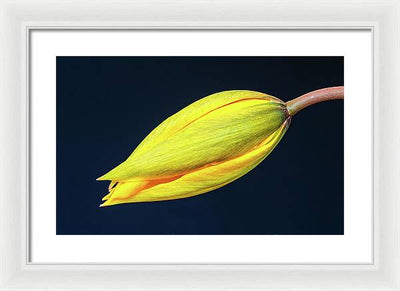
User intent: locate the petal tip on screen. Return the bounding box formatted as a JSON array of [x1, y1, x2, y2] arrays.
[[102, 192, 112, 201], [99, 200, 111, 207]]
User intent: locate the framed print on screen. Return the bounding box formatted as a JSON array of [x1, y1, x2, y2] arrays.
[[1, 0, 400, 290]]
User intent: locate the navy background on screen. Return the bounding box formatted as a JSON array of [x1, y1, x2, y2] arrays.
[[56, 57, 344, 235]]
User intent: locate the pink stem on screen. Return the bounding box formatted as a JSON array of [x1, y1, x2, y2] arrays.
[[286, 86, 344, 116]]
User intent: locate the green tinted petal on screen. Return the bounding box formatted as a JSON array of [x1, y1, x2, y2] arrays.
[[100, 97, 287, 181]]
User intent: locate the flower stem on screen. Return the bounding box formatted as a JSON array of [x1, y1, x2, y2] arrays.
[[286, 86, 344, 116]]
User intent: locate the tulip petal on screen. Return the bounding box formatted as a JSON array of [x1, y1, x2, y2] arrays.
[[131, 90, 283, 157]]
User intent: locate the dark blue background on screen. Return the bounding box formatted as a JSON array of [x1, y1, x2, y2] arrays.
[[56, 56, 344, 235]]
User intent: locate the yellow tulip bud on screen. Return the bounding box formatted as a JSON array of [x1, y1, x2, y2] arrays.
[[98, 86, 344, 207], [97, 90, 290, 206]]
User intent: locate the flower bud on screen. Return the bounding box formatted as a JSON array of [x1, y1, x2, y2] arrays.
[[98, 90, 291, 206]]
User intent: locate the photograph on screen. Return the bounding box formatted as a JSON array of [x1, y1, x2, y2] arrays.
[[56, 56, 344, 235]]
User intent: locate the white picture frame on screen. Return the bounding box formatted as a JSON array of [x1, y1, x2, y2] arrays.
[[1, 0, 399, 290]]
